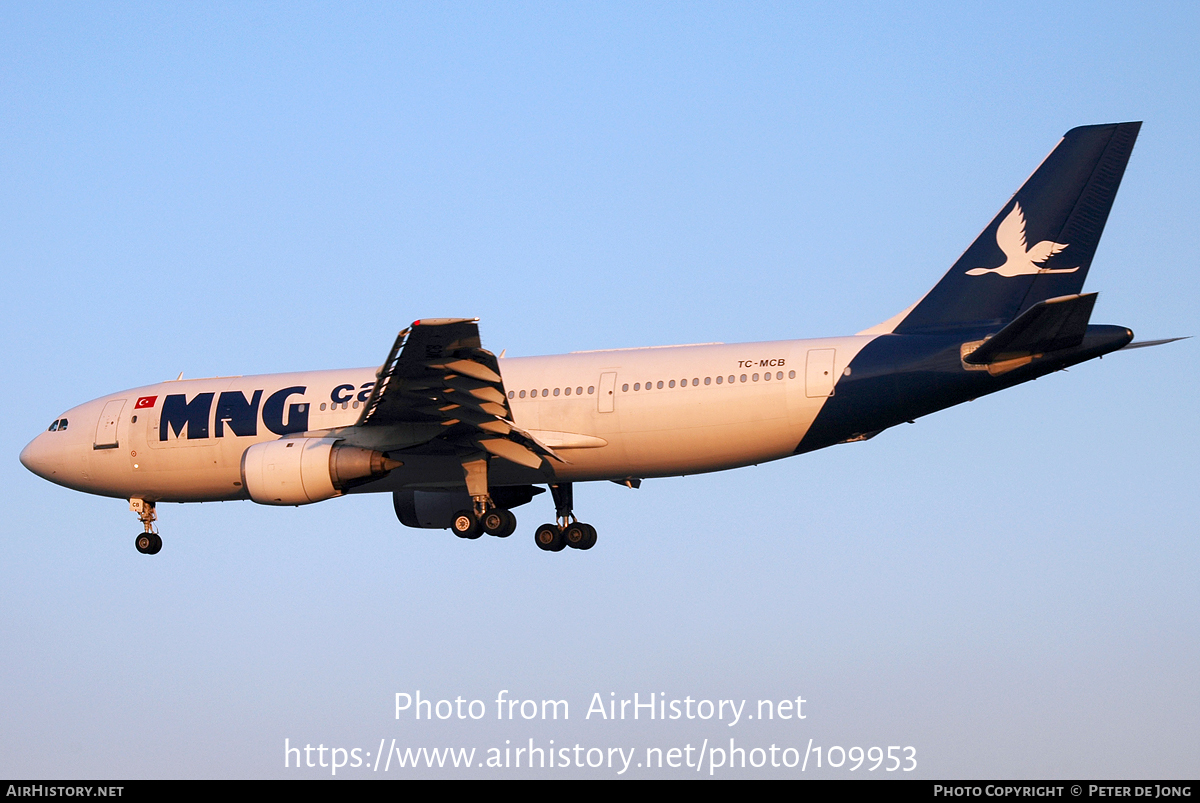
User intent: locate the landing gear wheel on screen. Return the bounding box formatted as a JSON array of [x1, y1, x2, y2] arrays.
[[451, 510, 483, 539], [564, 522, 598, 550], [483, 509, 517, 538], [578, 523, 597, 551], [135, 533, 162, 555], [534, 523, 565, 552], [564, 522, 587, 549]]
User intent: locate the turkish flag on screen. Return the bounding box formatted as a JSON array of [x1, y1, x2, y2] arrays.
[[135, 396, 157, 409]]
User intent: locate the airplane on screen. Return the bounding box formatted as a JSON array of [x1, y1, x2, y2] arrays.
[[20, 121, 1176, 555]]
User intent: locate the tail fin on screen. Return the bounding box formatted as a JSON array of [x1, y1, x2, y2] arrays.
[[890, 122, 1141, 334]]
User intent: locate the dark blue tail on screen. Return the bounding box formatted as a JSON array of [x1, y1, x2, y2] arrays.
[[893, 122, 1141, 334]]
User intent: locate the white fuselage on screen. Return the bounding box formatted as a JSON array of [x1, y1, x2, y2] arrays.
[[21, 336, 873, 503]]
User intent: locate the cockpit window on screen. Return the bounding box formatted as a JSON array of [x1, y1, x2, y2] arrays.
[[48, 420, 58, 432], [60, 419, 68, 430]]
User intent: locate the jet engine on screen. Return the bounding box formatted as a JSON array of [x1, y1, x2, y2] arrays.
[[242, 437, 401, 505], [393, 485, 544, 529]]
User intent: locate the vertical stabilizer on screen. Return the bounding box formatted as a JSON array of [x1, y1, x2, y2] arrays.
[[892, 122, 1140, 334]]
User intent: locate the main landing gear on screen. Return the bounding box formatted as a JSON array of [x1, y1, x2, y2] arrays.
[[452, 457, 598, 551], [449, 455, 519, 539], [450, 507, 517, 539], [130, 498, 162, 555], [534, 482, 598, 553]]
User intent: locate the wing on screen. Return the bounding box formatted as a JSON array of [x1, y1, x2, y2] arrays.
[[355, 318, 561, 469]]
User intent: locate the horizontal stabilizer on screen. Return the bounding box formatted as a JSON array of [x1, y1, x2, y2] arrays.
[[1121, 336, 1190, 350], [963, 293, 1097, 364]]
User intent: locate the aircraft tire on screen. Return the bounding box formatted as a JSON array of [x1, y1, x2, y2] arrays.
[[451, 510, 482, 539], [135, 533, 152, 554], [483, 509, 516, 538], [534, 524, 565, 552], [564, 523, 587, 549], [147, 534, 162, 555], [578, 523, 597, 550]]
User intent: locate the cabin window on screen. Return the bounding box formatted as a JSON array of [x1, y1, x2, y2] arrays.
[[788, 370, 796, 379], [740, 374, 747, 383], [705, 377, 711, 385], [777, 371, 783, 380], [716, 376, 722, 384], [622, 384, 629, 392], [508, 391, 515, 399], [553, 388, 560, 396], [564, 387, 571, 396], [578, 387, 585, 395], [633, 383, 640, 391], [587, 386, 594, 394], [542, 389, 549, 397], [764, 372, 771, 381], [519, 390, 526, 398], [656, 381, 663, 389], [669, 380, 675, 388]]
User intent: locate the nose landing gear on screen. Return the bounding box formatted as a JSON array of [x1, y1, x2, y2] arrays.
[[130, 498, 162, 555], [135, 532, 162, 555]]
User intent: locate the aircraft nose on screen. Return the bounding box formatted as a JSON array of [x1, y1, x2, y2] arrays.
[[20, 434, 58, 481]]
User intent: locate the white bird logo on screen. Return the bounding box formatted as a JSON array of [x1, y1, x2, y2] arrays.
[[966, 202, 1077, 277]]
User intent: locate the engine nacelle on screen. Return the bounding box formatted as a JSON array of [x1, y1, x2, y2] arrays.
[[393, 485, 545, 529], [393, 489, 473, 529], [242, 438, 400, 505]]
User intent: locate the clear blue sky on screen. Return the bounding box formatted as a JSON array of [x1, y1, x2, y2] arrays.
[[2, 2, 1196, 778]]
